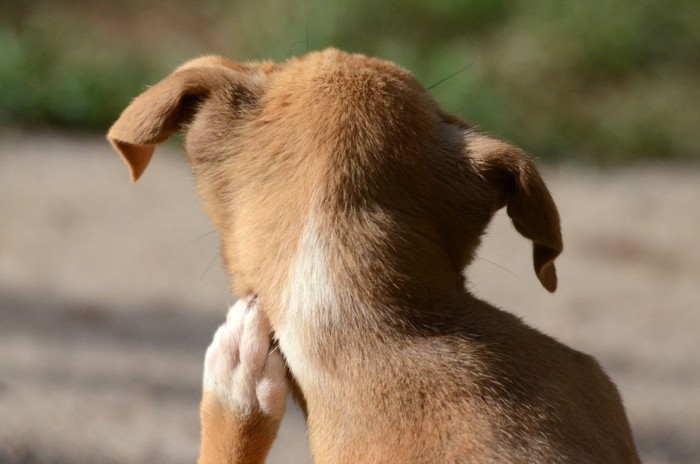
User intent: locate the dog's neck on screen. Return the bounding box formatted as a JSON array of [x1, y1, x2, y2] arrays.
[[220, 140, 487, 392], [256, 202, 474, 394]]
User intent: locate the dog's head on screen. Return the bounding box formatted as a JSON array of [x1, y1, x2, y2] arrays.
[[108, 49, 562, 294]]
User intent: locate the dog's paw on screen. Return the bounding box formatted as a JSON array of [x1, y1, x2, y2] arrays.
[[203, 297, 288, 420]]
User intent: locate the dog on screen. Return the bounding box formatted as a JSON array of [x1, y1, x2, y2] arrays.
[[108, 49, 640, 463]]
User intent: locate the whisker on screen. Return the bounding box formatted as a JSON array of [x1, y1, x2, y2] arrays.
[[200, 252, 220, 281], [289, 40, 311, 55], [427, 63, 474, 91], [474, 256, 523, 282], [186, 230, 218, 245]]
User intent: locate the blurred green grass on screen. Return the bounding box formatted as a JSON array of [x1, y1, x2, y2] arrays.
[[1, 0, 698, 162]]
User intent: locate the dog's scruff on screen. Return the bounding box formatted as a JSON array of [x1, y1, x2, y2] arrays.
[[108, 49, 640, 463]]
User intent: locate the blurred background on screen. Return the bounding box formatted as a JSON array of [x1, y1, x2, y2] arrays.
[[1, 1, 699, 463], [2, 0, 699, 162]]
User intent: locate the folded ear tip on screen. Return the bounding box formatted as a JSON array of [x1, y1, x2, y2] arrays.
[[127, 159, 148, 182], [129, 169, 142, 183], [538, 262, 558, 293], [107, 136, 153, 182]]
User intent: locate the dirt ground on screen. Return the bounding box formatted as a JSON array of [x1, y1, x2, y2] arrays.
[[1, 133, 698, 464]]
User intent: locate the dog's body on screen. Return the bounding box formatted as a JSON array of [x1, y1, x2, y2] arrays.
[[109, 49, 640, 463]]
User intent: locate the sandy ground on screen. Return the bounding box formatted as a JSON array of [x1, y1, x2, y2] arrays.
[[0, 133, 698, 464]]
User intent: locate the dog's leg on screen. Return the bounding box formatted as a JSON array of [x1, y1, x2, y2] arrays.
[[198, 297, 288, 464]]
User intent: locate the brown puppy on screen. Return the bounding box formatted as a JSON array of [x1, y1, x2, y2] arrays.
[[108, 49, 640, 463]]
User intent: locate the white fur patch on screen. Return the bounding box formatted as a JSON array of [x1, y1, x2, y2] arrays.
[[203, 298, 288, 419], [276, 211, 337, 387]]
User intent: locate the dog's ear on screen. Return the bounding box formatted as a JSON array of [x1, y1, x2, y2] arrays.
[[107, 64, 235, 182], [471, 135, 563, 292]]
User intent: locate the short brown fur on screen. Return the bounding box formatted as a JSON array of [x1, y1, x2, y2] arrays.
[[109, 49, 640, 463]]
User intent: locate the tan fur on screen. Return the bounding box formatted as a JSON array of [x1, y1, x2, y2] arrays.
[[108, 49, 640, 463]]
